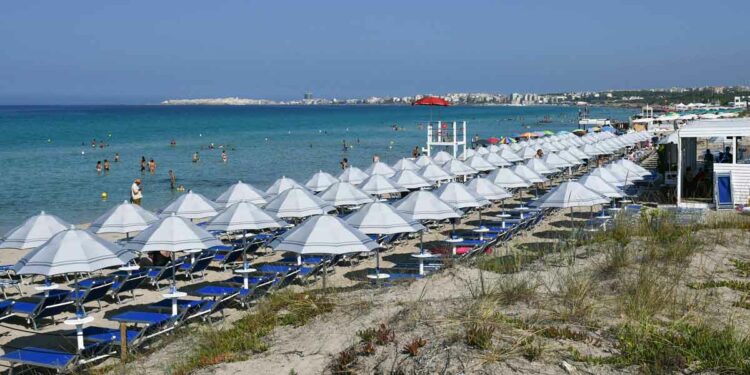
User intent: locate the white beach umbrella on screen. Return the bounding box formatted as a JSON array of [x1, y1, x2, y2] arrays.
[[216, 181, 268, 207], [484, 152, 512, 167], [126, 214, 222, 311], [457, 148, 476, 161], [159, 190, 221, 219], [344, 202, 425, 276], [531, 181, 609, 209], [511, 165, 547, 183], [318, 182, 374, 207], [435, 182, 490, 209], [338, 166, 369, 185], [15, 225, 134, 341], [358, 174, 407, 196], [510, 142, 523, 151], [442, 159, 478, 177], [15, 226, 134, 277], [392, 158, 420, 171], [485, 168, 531, 189], [419, 163, 454, 183], [125, 214, 222, 253], [88, 200, 158, 237], [580, 144, 607, 157], [557, 150, 584, 166], [264, 187, 335, 219], [476, 146, 490, 155], [498, 148, 523, 162], [568, 147, 590, 160], [606, 164, 643, 183], [414, 155, 437, 168], [616, 159, 651, 177], [392, 190, 461, 222], [204, 202, 287, 233], [0, 211, 69, 250], [345, 202, 425, 235], [487, 144, 501, 153], [305, 171, 339, 193], [364, 161, 396, 178], [271, 215, 378, 268], [204, 202, 288, 275], [467, 177, 513, 201], [517, 146, 539, 160], [266, 176, 305, 197], [589, 167, 626, 187], [578, 175, 625, 199], [542, 153, 574, 169], [464, 155, 496, 172], [526, 158, 559, 175], [391, 169, 432, 190], [432, 150, 455, 164]]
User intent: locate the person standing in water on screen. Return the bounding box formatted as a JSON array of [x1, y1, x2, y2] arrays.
[[148, 159, 156, 174], [131, 179, 142, 205], [192, 151, 200, 163], [221, 150, 228, 163], [412, 146, 421, 158], [114, 153, 120, 163], [103, 159, 110, 172], [168, 170, 176, 190], [140, 156, 146, 173], [95, 161, 102, 174]]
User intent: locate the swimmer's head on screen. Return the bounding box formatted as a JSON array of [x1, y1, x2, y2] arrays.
[[134, 178, 142, 185]]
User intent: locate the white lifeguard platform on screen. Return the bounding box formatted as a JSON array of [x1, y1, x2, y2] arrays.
[[423, 121, 468, 157]]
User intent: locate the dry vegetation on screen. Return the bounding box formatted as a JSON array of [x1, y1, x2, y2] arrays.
[[106, 210, 750, 374]]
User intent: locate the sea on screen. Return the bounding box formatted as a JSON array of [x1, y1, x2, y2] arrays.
[[0, 105, 637, 232]]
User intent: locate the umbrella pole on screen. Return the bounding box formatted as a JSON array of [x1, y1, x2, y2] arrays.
[[73, 273, 86, 351], [420, 230, 424, 254], [171, 252, 176, 293]]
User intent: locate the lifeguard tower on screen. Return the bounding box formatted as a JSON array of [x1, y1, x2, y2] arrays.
[[423, 121, 468, 157]]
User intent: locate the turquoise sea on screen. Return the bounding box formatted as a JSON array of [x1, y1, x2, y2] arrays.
[[0, 105, 637, 232]]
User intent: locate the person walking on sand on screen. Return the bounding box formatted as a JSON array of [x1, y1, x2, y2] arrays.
[[131, 179, 143, 205], [168, 170, 176, 190]]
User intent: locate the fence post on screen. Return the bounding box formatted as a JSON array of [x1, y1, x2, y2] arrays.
[[120, 322, 127, 362]]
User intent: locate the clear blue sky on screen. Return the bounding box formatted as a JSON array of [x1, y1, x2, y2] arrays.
[[1, 0, 748, 104]]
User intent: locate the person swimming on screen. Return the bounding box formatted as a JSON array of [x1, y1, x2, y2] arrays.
[[192, 152, 200, 163], [114, 153, 120, 162]]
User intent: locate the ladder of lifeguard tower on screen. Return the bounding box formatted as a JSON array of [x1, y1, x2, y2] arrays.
[[423, 121, 467, 158]]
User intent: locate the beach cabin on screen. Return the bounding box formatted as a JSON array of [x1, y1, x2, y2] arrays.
[[677, 119, 750, 208]]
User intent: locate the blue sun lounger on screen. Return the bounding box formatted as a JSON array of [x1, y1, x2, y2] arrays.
[[66, 281, 113, 314], [11, 290, 75, 330], [0, 341, 112, 374], [77, 310, 180, 352], [110, 273, 148, 304]]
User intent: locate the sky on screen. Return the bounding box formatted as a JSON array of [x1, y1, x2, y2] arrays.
[[0, 0, 749, 104]]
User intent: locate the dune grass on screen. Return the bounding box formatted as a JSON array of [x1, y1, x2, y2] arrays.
[[170, 290, 334, 375], [593, 322, 750, 374]]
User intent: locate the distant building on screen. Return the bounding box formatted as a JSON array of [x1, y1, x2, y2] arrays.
[[304, 92, 313, 100]]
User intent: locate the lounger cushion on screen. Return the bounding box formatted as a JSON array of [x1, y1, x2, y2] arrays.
[[0, 347, 75, 369]]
